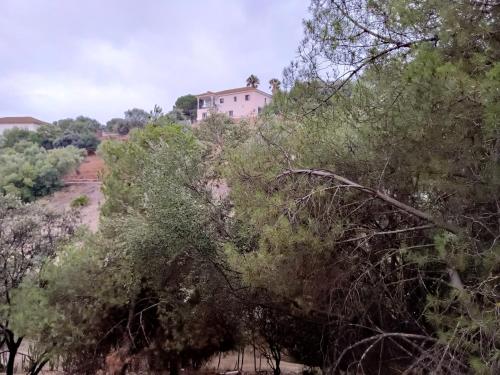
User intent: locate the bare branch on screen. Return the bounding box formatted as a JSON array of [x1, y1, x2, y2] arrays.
[[333, 332, 437, 373]]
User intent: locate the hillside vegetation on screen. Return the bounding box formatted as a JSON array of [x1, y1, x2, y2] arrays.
[[1, 1, 499, 374]]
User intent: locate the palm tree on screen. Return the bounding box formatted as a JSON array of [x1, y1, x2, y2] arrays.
[[269, 78, 281, 93], [246, 74, 260, 88]]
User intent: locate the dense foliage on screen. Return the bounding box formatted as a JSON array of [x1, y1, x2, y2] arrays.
[[0, 196, 76, 374], [0, 116, 101, 153], [224, 0, 500, 373], [105, 108, 150, 135], [0, 128, 41, 148], [0, 142, 83, 201], [174, 94, 198, 122], [0, 116, 100, 201], [9, 124, 241, 374], [4, 1, 499, 374], [38, 116, 101, 151]]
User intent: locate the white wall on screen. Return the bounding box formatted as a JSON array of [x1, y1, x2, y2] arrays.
[[0, 123, 40, 135]]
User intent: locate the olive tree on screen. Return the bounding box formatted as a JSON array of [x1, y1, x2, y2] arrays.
[[0, 196, 76, 375]]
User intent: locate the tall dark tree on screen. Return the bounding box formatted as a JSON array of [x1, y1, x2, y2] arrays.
[[225, 0, 500, 373], [174, 94, 197, 121], [246, 74, 260, 88], [268, 78, 281, 94]]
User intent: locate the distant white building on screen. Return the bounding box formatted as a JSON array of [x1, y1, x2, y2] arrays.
[[0, 116, 48, 135]]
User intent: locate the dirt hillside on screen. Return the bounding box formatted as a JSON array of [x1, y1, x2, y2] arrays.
[[39, 154, 106, 231]]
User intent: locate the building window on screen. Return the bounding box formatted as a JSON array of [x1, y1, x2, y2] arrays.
[[245, 94, 250, 101], [220, 98, 224, 104], [228, 111, 234, 117], [233, 96, 237, 102], [202, 112, 207, 119], [258, 107, 262, 114], [200, 98, 212, 108], [265, 98, 267, 104]]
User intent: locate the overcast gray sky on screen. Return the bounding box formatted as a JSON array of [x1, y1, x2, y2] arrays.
[[0, 0, 308, 123]]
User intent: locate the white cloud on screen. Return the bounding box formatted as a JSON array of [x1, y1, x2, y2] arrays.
[[79, 40, 139, 75], [0, 0, 309, 122], [0, 72, 157, 122]]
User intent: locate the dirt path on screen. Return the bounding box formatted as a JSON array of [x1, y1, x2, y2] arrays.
[[38, 153, 106, 232], [38, 182, 103, 231], [63, 154, 105, 182]]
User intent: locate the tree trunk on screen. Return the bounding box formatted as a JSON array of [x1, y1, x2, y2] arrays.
[[240, 348, 245, 371], [271, 346, 281, 375], [273, 361, 281, 375], [5, 333, 23, 375], [253, 343, 257, 373], [235, 350, 240, 370], [29, 358, 49, 375], [169, 356, 180, 375], [126, 298, 137, 347]]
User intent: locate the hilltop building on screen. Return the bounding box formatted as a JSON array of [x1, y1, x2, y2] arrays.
[[196, 87, 272, 122]]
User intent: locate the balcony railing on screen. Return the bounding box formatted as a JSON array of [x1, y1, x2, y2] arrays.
[[198, 95, 215, 109]]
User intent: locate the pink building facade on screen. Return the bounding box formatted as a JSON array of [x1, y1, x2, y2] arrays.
[[196, 87, 272, 122]]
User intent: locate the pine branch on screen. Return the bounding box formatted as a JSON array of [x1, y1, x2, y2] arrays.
[[277, 168, 465, 290], [278, 168, 462, 234]]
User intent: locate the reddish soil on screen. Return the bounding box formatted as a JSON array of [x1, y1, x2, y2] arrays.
[[37, 154, 107, 232], [64, 154, 106, 182]]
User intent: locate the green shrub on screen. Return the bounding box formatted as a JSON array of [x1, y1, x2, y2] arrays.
[[0, 142, 84, 201], [70, 195, 90, 208]]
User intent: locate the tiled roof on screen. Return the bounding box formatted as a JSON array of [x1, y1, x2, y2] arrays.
[[0, 116, 48, 125], [196, 86, 272, 98]]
